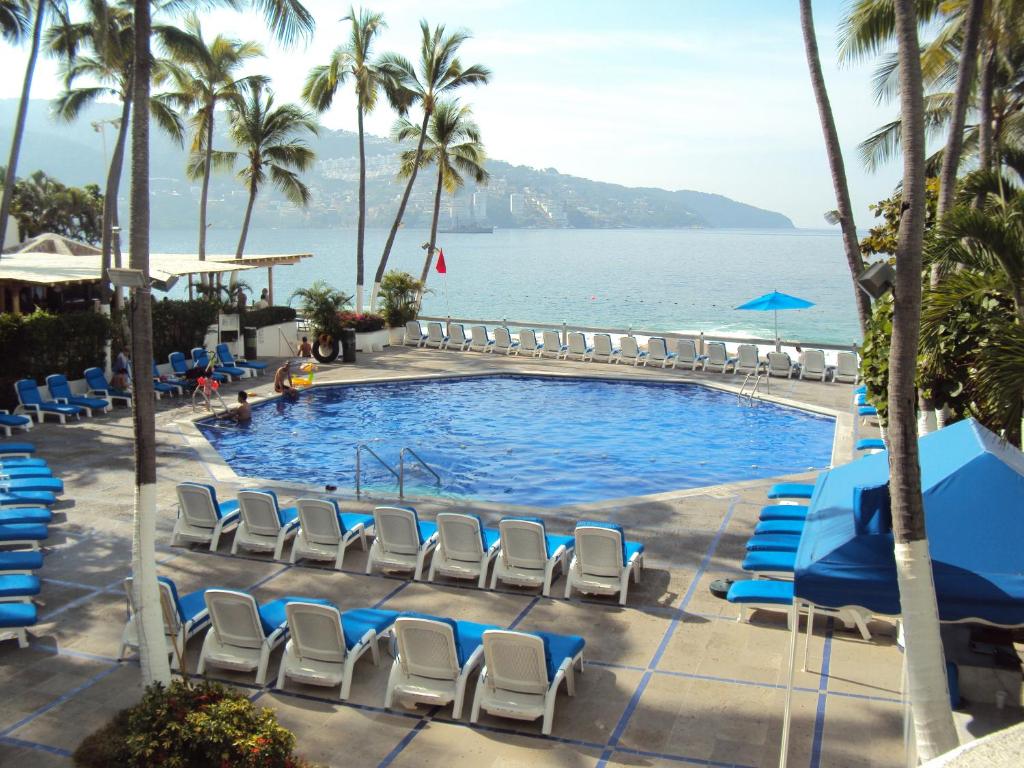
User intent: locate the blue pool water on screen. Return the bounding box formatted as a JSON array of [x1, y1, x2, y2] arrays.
[[198, 375, 835, 507]]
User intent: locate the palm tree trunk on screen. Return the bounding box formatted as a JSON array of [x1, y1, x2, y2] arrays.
[[101, 89, 133, 303], [418, 166, 444, 301], [129, 0, 171, 688], [198, 98, 215, 262], [356, 105, 366, 312], [977, 51, 996, 173], [799, 0, 871, 337], [369, 110, 431, 307], [235, 179, 257, 258], [890, 0, 958, 759], [0, 0, 45, 255]]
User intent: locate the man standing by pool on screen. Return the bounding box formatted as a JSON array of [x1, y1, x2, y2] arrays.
[[274, 361, 299, 400]]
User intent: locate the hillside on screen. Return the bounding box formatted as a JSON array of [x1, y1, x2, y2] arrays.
[[0, 99, 794, 231]]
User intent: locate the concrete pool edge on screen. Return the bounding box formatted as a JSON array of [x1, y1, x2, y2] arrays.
[[177, 368, 850, 510]]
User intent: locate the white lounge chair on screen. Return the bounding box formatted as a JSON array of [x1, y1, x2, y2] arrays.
[[0, 410, 33, 437], [703, 342, 737, 373], [404, 321, 427, 347], [517, 329, 543, 357], [799, 349, 827, 381], [671, 338, 708, 371], [120, 576, 210, 669], [171, 482, 241, 552], [493, 327, 520, 355], [428, 512, 501, 588], [617, 336, 648, 366], [563, 522, 644, 605], [733, 344, 764, 376], [446, 323, 471, 351], [834, 351, 859, 384], [490, 517, 574, 597], [386, 614, 498, 718], [540, 330, 567, 359], [471, 629, 585, 735], [469, 325, 494, 352], [365, 506, 439, 580], [291, 498, 374, 569], [591, 333, 620, 363], [0, 602, 35, 648], [277, 602, 399, 700], [766, 351, 795, 378], [425, 322, 448, 349], [232, 489, 300, 560], [646, 337, 677, 368], [198, 589, 325, 685], [566, 332, 592, 361]]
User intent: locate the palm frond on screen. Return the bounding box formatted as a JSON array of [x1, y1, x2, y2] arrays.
[[51, 87, 110, 122], [268, 165, 310, 205]]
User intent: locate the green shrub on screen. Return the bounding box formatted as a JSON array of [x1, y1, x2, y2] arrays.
[[859, 296, 892, 426], [151, 299, 221, 362], [243, 305, 297, 329], [73, 680, 317, 768], [290, 281, 351, 340], [377, 271, 423, 328], [336, 311, 386, 332]]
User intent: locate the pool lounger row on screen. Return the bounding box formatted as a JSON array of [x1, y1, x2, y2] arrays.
[[172, 483, 645, 604], [123, 582, 584, 734]]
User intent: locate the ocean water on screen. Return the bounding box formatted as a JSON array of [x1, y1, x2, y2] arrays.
[[197, 375, 835, 507], [153, 226, 860, 344]]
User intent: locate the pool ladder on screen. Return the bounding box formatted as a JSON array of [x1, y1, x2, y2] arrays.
[[738, 371, 768, 405], [354, 444, 442, 499]]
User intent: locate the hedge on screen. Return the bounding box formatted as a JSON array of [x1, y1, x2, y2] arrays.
[[151, 299, 221, 363], [243, 305, 297, 329]]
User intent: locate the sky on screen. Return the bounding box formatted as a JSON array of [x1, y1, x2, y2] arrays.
[[0, 0, 906, 228]]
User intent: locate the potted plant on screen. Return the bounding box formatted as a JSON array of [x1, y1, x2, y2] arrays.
[[290, 280, 352, 362], [377, 270, 425, 344], [337, 310, 389, 351]]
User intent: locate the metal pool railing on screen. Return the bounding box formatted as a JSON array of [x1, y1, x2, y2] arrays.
[[354, 443, 442, 499]]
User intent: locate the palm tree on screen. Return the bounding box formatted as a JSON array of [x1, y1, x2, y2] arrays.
[[303, 6, 386, 312], [157, 14, 264, 261], [126, 0, 315, 688], [798, 0, 871, 336], [0, 0, 27, 39], [215, 81, 317, 258], [889, 0, 959, 758], [368, 20, 491, 307], [393, 100, 487, 298]]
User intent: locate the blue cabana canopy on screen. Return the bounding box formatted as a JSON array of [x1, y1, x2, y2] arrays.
[[794, 419, 1024, 626]]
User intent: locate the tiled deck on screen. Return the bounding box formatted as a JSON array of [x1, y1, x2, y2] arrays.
[[0, 346, 916, 767]]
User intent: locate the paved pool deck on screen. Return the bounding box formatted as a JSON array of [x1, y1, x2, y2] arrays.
[[0, 345, 949, 767]]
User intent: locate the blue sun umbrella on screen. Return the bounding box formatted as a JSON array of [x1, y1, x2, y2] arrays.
[[735, 291, 815, 350]]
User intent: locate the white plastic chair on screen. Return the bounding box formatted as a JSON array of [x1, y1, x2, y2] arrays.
[[232, 489, 300, 560], [566, 332, 592, 361], [540, 330, 567, 359], [617, 336, 648, 366], [490, 518, 574, 597], [385, 615, 493, 718], [471, 629, 585, 735], [646, 337, 677, 368], [517, 329, 543, 357], [492, 327, 520, 355], [734, 344, 764, 375], [291, 498, 373, 569], [563, 523, 644, 605], [591, 333, 620, 363], [277, 602, 399, 700], [365, 506, 439, 580], [446, 323, 471, 351], [703, 342, 737, 373], [834, 351, 859, 383], [425, 322, 448, 349], [766, 351, 795, 378], [800, 349, 827, 381], [120, 576, 211, 668], [671, 338, 707, 370], [171, 482, 240, 552], [428, 512, 500, 588], [469, 325, 494, 352], [404, 320, 426, 347], [198, 590, 296, 685]]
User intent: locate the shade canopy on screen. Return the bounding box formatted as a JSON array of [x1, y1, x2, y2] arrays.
[[735, 291, 814, 312], [794, 419, 1024, 626]]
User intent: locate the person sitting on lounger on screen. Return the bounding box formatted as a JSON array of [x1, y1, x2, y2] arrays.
[[219, 391, 252, 422], [113, 346, 132, 389], [297, 336, 312, 358], [274, 362, 299, 400]]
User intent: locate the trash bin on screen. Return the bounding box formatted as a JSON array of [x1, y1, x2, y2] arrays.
[[341, 328, 357, 364], [243, 327, 258, 360]]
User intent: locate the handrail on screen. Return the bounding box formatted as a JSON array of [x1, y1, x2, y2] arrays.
[[354, 443, 399, 498], [738, 371, 767, 404], [418, 314, 859, 353], [399, 447, 441, 498]]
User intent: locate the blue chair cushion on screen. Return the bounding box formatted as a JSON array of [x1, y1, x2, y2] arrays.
[[340, 608, 400, 650], [767, 483, 815, 500], [754, 520, 805, 536], [758, 505, 808, 522], [0, 601, 37, 628], [745, 534, 799, 552], [0, 458, 47, 467], [39, 402, 83, 416], [741, 550, 797, 573], [534, 630, 585, 682], [238, 360, 267, 370], [279, 507, 299, 528], [69, 396, 110, 410], [453, 619, 501, 666], [0, 443, 34, 455], [0, 524, 48, 541], [854, 385, 867, 394], [216, 365, 247, 378], [624, 541, 645, 562], [1, 467, 53, 479], [416, 520, 438, 543], [858, 406, 878, 417], [0, 414, 31, 427], [482, 528, 500, 550], [0, 508, 52, 525], [0, 574, 41, 598], [1, 477, 63, 494], [339, 512, 374, 535], [856, 438, 886, 451], [0, 551, 43, 571], [545, 534, 574, 559], [154, 381, 178, 393], [727, 580, 794, 606], [855, 393, 868, 406], [0, 491, 55, 506], [259, 596, 334, 636]]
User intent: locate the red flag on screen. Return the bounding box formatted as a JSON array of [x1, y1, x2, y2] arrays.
[[435, 249, 446, 274]]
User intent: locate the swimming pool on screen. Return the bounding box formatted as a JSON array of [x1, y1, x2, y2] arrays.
[[197, 375, 835, 507]]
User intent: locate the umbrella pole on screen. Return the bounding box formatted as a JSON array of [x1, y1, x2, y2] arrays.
[[778, 599, 800, 768], [775, 310, 781, 352]]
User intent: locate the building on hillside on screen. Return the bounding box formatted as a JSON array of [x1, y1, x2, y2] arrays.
[[509, 193, 525, 217], [472, 192, 488, 220]]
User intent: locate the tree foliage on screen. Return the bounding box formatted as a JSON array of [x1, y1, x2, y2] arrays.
[[860, 177, 939, 259], [3, 169, 104, 243]]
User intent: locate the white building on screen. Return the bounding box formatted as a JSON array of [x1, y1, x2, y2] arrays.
[[472, 192, 488, 220], [509, 193, 525, 216]]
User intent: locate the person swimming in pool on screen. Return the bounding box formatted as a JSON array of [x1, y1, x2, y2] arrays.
[[274, 362, 299, 400], [219, 391, 252, 422]]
